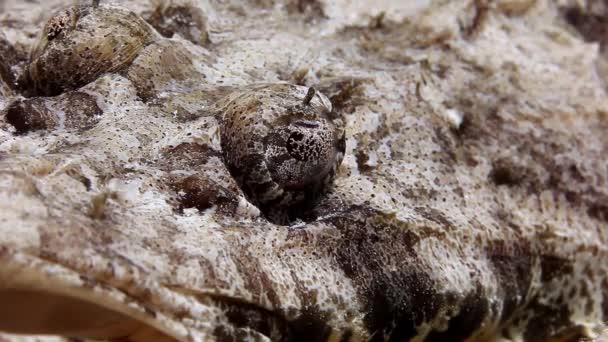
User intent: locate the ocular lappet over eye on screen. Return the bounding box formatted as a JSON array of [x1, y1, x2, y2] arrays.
[[220, 84, 345, 223]]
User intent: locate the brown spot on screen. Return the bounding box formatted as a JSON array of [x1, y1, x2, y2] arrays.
[[141, 306, 157, 318], [523, 298, 577, 342], [210, 294, 332, 341], [463, 0, 490, 38], [488, 158, 531, 187], [88, 192, 117, 220], [315, 77, 367, 114], [291, 67, 309, 85], [562, 4, 608, 49], [216, 297, 287, 341], [300, 191, 347, 221], [286, 0, 326, 21], [4, 92, 101, 134], [324, 208, 448, 341], [369, 12, 386, 30], [5, 98, 55, 134], [415, 207, 455, 230], [588, 203, 608, 222], [540, 255, 574, 282], [146, 4, 209, 45], [425, 285, 489, 341], [170, 175, 238, 214], [159, 143, 220, 171], [497, 0, 535, 15], [485, 240, 534, 320], [355, 150, 375, 173], [65, 167, 93, 191], [286, 305, 332, 342]]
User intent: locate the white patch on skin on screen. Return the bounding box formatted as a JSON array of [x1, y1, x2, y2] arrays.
[[321, 0, 432, 35], [235, 196, 261, 219], [365, 151, 378, 168], [341, 128, 360, 176], [443, 108, 464, 128]]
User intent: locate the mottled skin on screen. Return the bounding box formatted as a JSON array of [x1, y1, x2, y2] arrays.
[[0, 0, 607, 341], [220, 84, 345, 223], [21, 4, 158, 96]]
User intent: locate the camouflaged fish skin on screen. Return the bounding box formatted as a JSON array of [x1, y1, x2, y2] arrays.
[[219, 84, 345, 224], [21, 4, 158, 96], [0, 0, 607, 341]]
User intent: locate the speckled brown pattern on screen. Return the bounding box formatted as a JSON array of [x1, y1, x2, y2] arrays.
[[0, 0, 607, 341], [21, 5, 158, 96], [220, 84, 345, 223]]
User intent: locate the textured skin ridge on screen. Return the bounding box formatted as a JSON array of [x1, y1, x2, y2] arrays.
[[0, 0, 606, 341]]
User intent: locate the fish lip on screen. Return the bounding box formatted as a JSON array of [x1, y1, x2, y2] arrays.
[[0, 250, 187, 341], [0, 249, 288, 341]]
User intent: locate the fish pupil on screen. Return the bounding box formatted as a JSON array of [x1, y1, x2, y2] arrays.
[[287, 130, 314, 161]]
